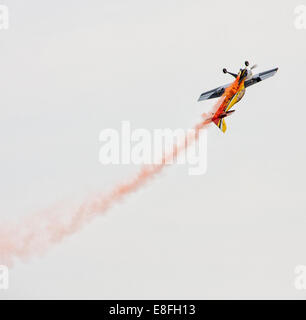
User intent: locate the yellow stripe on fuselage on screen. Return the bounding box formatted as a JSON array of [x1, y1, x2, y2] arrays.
[[225, 81, 245, 112]]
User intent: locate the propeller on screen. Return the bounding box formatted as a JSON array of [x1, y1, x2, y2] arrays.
[[245, 61, 257, 70]]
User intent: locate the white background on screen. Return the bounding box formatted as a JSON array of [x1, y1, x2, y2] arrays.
[[0, 0, 305, 299]]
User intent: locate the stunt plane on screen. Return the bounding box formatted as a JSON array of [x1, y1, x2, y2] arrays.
[[198, 61, 278, 132]]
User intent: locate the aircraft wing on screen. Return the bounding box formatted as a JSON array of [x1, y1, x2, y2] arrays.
[[198, 83, 231, 101], [245, 68, 278, 88]]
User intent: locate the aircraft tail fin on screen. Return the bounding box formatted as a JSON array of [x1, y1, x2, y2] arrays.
[[213, 118, 227, 133], [212, 110, 235, 133]]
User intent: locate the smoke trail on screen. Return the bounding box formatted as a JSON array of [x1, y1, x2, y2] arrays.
[[0, 81, 236, 266]]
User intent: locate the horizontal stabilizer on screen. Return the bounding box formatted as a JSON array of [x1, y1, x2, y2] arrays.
[[212, 110, 235, 133]]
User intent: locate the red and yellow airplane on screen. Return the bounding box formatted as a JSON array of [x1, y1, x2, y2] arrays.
[[198, 61, 278, 132]]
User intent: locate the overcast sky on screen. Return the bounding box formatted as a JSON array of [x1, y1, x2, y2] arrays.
[[0, 0, 306, 299]]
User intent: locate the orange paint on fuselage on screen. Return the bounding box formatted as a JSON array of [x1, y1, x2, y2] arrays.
[[212, 75, 245, 123]]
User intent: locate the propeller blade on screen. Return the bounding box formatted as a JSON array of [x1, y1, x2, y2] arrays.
[[250, 64, 258, 70]]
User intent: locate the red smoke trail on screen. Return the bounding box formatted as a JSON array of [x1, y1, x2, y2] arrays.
[[0, 81, 236, 266]]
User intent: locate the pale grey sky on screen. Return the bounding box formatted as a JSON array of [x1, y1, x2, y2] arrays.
[[0, 0, 306, 299]]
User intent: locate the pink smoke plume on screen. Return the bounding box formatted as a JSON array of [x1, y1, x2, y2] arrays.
[[0, 81, 235, 266]]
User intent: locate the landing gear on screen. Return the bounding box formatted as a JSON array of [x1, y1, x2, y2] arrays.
[[223, 68, 237, 78]]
